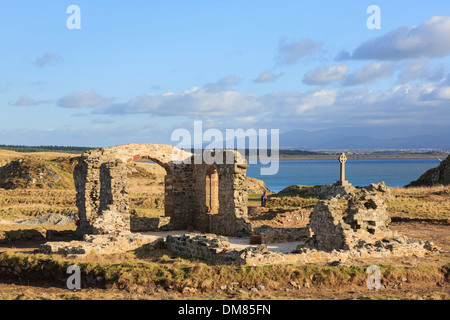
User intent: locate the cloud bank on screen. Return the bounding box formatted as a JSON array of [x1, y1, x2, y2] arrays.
[[343, 16, 450, 61]]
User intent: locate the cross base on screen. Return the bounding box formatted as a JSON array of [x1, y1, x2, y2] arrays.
[[336, 180, 351, 186]]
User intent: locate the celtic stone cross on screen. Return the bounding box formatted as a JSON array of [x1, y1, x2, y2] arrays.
[[337, 153, 348, 185]]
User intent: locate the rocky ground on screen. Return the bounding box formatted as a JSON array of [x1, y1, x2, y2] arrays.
[[15, 213, 75, 226]]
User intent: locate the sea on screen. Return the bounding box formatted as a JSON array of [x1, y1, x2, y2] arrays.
[[246, 158, 442, 193]]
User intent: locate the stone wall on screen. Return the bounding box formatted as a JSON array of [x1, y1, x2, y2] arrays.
[[191, 150, 252, 237], [130, 217, 171, 232], [165, 233, 235, 263], [39, 233, 162, 256], [73, 144, 251, 237], [164, 232, 440, 266], [306, 184, 396, 251]]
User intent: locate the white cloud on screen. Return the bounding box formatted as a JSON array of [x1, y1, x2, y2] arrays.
[[57, 91, 115, 108], [253, 71, 283, 83], [262, 90, 337, 116], [97, 80, 450, 125], [97, 85, 340, 119], [276, 38, 323, 65], [12, 95, 53, 106], [343, 62, 396, 86], [6, 82, 450, 146], [348, 16, 450, 60], [303, 64, 348, 85], [103, 87, 262, 117]]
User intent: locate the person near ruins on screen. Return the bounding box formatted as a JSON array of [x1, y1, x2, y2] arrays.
[[261, 191, 268, 207]]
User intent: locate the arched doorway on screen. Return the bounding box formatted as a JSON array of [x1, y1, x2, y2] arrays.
[[126, 156, 174, 218]]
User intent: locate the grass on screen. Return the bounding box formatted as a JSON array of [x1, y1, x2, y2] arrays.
[[0, 149, 79, 167], [388, 185, 450, 219], [252, 184, 450, 221], [127, 162, 166, 217], [0, 251, 447, 300], [0, 189, 77, 220]]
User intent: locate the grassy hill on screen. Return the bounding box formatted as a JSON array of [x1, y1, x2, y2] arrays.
[[0, 144, 92, 154]]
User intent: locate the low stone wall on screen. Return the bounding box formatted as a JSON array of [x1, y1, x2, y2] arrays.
[[164, 233, 441, 266], [38, 233, 161, 256], [165, 233, 238, 263], [243, 236, 440, 266], [130, 217, 171, 232]]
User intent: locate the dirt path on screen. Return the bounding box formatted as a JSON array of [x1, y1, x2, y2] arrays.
[[390, 221, 450, 251]]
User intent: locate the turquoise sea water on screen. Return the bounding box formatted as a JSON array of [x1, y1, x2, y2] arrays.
[[246, 159, 442, 193]]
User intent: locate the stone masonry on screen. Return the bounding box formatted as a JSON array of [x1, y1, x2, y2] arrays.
[[306, 183, 396, 251], [73, 144, 252, 237], [163, 231, 440, 266]]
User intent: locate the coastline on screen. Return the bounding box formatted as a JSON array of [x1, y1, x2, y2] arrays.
[[276, 154, 448, 161]]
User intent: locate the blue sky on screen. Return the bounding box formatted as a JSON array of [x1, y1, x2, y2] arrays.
[[1, 0, 450, 147]]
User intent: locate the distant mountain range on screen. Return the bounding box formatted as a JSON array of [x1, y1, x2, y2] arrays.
[[2, 124, 449, 153], [278, 125, 450, 151]]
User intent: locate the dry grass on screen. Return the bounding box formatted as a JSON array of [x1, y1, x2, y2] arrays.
[[0, 251, 447, 300], [128, 162, 166, 217], [388, 185, 450, 219], [0, 149, 78, 167], [0, 189, 77, 220]]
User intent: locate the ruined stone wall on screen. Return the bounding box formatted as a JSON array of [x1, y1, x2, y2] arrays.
[[130, 217, 171, 232], [73, 144, 250, 237], [164, 232, 440, 266], [165, 233, 234, 263], [191, 150, 252, 237], [253, 225, 310, 244], [74, 159, 100, 235], [307, 184, 396, 251], [169, 161, 196, 230]]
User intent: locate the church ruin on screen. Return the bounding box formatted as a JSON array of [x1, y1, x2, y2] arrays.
[[73, 144, 252, 237], [37, 149, 440, 262]]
